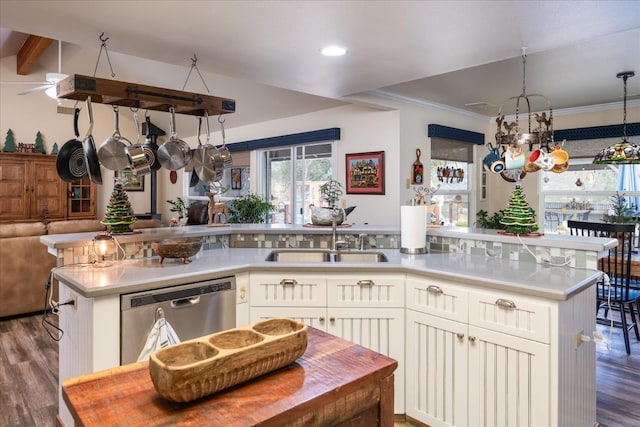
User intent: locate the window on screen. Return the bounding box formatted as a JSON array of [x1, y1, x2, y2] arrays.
[[260, 142, 336, 224], [429, 160, 471, 226], [540, 158, 640, 232]]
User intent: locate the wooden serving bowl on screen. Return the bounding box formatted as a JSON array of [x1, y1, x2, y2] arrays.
[[149, 318, 308, 402], [151, 238, 203, 263]]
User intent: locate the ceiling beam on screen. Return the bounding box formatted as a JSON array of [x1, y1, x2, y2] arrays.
[[16, 35, 54, 75]]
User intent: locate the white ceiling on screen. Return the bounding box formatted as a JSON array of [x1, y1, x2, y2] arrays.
[[1, 0, 640, 122]]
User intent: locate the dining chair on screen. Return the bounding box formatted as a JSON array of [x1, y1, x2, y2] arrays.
[[568, 220, 640, 354]]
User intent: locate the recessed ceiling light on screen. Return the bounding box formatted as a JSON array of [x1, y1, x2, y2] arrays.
[[321, 45, 347, 57]]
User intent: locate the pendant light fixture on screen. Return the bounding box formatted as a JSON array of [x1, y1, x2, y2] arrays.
[[593, 71, 637, 164]]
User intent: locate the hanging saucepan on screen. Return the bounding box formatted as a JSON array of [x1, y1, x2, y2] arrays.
[[141, 113, 161, 172], [126, 108, 151, 176], [216, 114, 233, 170], [157, 106, 192, 170], [98, 106, 132, 171], [82, 97, 103, 184], [188, 149, 200, 187], [192, 114, 224, 183], [56, 107, 88, 182]]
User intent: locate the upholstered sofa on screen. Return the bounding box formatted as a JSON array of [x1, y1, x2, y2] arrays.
[[0, 218, 167, 318], [0, 220, 105, 318]]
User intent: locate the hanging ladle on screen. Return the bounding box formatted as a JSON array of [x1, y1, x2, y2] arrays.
[[217, 115, 233, 170]]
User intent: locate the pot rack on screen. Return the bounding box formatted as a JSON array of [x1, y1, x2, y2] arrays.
[[55, 74, 235, 116]]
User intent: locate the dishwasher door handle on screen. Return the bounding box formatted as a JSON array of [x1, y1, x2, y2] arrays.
[[170, 296, 201, 309]]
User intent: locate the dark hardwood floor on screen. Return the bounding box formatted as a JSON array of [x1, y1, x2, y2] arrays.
[[1, 313, 639, 427]]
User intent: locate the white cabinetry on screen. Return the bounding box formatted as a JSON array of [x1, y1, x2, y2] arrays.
[[405, 274, 593, 427], [249, 272, 405, 413]]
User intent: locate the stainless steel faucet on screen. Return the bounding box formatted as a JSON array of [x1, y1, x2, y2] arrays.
[[331, 209, 341, 251], [358, 233, 367, 251]]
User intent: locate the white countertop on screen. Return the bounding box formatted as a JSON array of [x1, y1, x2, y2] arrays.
[[52, 248, 602, 302]]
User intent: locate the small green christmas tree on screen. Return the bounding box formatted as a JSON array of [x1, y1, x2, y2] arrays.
[[3, 129, 16, 152], [101, 183, 138, 233], [35, 131, 46, 154], [500, 185, 539, 234]]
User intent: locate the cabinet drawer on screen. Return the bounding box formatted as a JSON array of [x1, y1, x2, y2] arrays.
[[406, 276, 468, 323], [468, 290, 550, 343], [249, 273, 327, 307], [250, 306, 327, 330], [327, 273, 404, 307]]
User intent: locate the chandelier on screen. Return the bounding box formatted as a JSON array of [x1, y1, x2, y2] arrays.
[[593, 71, 637, 164], [486, 49, 568, 181]]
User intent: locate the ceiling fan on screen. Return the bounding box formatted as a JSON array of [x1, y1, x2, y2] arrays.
[[2, 40, 69, 98]]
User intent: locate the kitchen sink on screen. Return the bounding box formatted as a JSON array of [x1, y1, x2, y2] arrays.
[[265, 249, 388, 263], [333, 251, 388, 263], [264, 249, 332, 262]]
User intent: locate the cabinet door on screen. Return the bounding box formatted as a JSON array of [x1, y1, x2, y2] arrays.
[[249, 273, 326, 307], [249, 306, 328, 331], [0, 159, 29, 220], [327, 273, 404, 308], [327, 306, 405, 414], [467, 325, 550, 427], [32, 159, 67, 219], [406, 309, 468, 427], [67, 175, 96, 218]]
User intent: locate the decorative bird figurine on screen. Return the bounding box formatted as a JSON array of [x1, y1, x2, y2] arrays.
[[533, 112, 552, 129], [503, 121, 518, 135]]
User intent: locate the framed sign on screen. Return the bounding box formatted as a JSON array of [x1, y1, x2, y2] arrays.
[[115, 170, 145, 191], [346, 151, 385, 195]]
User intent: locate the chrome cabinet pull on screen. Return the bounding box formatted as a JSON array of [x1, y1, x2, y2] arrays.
[[280, 279, 298, 286], [426, 285, 443, 295], [357, 279, 374, 286], [495, 298, 517, 309]]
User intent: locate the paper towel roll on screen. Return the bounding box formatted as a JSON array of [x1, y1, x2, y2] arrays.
[[401, 205, 427, 254]]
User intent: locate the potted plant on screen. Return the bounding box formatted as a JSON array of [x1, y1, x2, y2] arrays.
[[167, 197, 189, 225], [228, 193, 274, 223], [311, 179, 345, 226], [603, 192, 637, 224]]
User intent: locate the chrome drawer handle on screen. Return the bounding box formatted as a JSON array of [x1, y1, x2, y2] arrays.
[[357, 280, 375, 286], [426, 285, 443, 295], [495, 298, 517, 309], [280, 279, 298, 286]]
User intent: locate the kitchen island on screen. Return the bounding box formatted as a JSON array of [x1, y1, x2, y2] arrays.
[[62, 327, 397, 427], [47, 225, 608, 427]]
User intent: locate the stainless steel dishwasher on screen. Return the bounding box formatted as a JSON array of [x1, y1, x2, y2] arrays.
[[120, 276, 236, 364]]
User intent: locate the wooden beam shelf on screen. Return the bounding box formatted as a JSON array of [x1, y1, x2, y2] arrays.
[[56, 74, 235, 116]]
